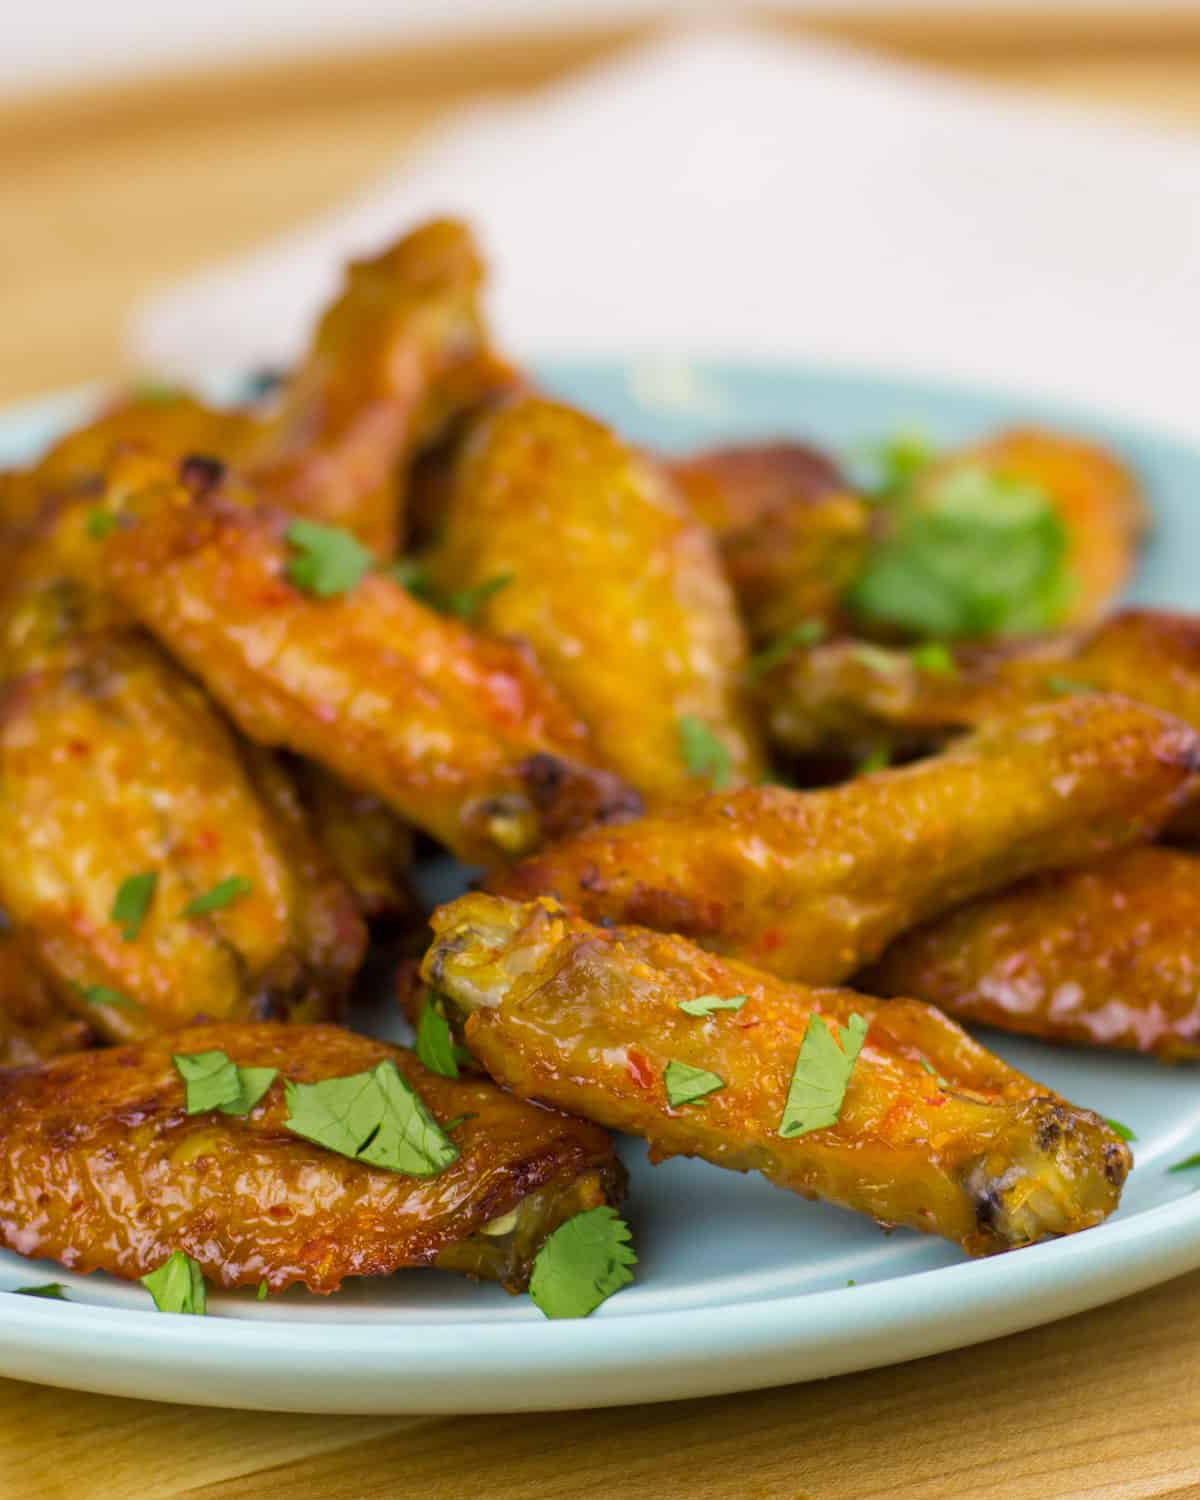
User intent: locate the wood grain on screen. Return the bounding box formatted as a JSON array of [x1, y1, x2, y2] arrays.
[[4, 15, 1200, 1498]]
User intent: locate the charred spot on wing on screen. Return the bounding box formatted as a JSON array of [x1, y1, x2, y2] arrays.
[[1104, 1142, 1131, 1187], [516, 754, 643, 839], [179, 454, 227, 497], [1035, 1104, 1066, 1154]]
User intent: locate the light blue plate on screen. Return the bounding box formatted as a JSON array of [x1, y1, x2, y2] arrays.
[[1, 358, 1199, 1415]]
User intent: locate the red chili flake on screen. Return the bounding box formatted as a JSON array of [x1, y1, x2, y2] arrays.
[[194, 829, 219, 853], [759, 928, 784, 952], [67, 739, 90, 758], [626, 1048, 655, 1090], [734, 1017, 761, 1031]]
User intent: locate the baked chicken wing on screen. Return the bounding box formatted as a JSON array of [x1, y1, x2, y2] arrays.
[[862, 845, 1200, 1060], [0, 1023, 624, 1294], [492, 697, 1200, 983], [669, 441, 871, 645], [0, 932, 95, 1068], [423, 894, 1130, 1256], [100, 452, 639, 864], [430, 397, 764, 799]]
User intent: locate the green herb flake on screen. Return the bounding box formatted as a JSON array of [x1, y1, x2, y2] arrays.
[[529, 1206, 636, 1319], [75, 983, 138, 1010], [446, 572, 515, 621], [1167, 1153, 1200, 1174], [256, 1280, 269, 1301], [910, 642, 957, 677], [111, 870, 158, 942], [180, 876, 253, 918], [284, 1061, 459, 1178], [857, 745, 891, 775], [173, 1050, 278, 1117], [388, 558, 436, 602], [140, 1251, 207, 1315], [847, 466, 1073, 640], [918, 1056, 948, 1087], [1105, 1118, 1136, 1143], [14, 1283, 67, 1300], [1044, 675, 1093, 698], [285, 519, 373, 599], [86, 509, 117, 540], [663, 1059, 725, 1108], [131, 378, 182, 406], [441, 1113, 476, 1134], [678, 994, 747, 1018], [415, 995, 460, 1079], [850, 643, 906, 676], [779, 1012, 869, 1139], [678, 715, 732, 789], [744, 620, 826, 681]]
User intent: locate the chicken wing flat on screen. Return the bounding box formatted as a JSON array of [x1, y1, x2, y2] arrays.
[[862, 846, 1200, 1060], [244, 218, 513, 557], [0, 1022, 624, 1294], [430, 398, 764, 799], [100, 452, 639, 864], [669, 441, 872, 646], [759, 608, 1200, 761], [492, 697, 1200, 983], [0, 932, 95, 1068], [424, 894, 1129, 1255]]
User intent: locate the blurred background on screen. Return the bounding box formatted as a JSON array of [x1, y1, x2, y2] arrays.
[[4, 0, 1200, 404]]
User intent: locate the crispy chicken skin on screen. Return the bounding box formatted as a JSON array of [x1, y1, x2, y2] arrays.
[[931, 428, 1146, 628], [758, 608, 1200, 762], [669, 442, 872, 645], [0, 1023, 624, 1294], [245, 218, 512, 557], [492, 697, 1200, 984], [0, 933, 95, 1068], [431, 398, 764, 798], [862, 846, 1200, 1060], [424, 895, 1130, 1255], [101, 453, 640, 864]]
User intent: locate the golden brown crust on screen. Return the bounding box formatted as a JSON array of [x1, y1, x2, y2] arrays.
[[0, 932, 95, 1068], [432, 398, 765, 800], [101, 453, 640, 864], [491, 697, 1200, 983], [862, 845, 1200, 1060], [0, 1022, 623, 1293], [670, 442, 871, 646], [424, 894, 1129, 1256]]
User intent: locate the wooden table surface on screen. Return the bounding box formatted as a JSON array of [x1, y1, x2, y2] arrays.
[[4, 12, 1200, 1497]]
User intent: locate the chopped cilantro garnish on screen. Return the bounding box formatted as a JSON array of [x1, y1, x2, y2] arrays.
[[141, 1251, 207, 1315], [285, 519, 373, 598], [859, 430, 936, 504], [529, 1206, 636, 1319], [663, 1059, 725, 1107], [678, 994, 747, 1018], [173, 1050, 277, 1116], [112, 871, 157, 942], [257, 1279, 269, 1301], [74, 982, 137, 1010], [745, 620, 826, 681], [856, 745, 891, 775], [910, 641, 957, 677], [848, 466, 1072, 640], [1167, 1153, 1200, 1174], [86, 509, 117, 540], [918, 1056, 948, 1087], [388, 558, 436, 601], [415, 995, 461, 1079], [779, 1013, 869, 1138], [678, 715, 732, 789], [14, 1283, 67, 1299], [1105, 1118, 1136, 1142], [180, 876, 252, 918], [1044, 675, 1093, 697], [850, 643, 905, 676], [441, 1113, 475, 1134], [445, 572, 515, 621], [284, 1061, 458, 1177]]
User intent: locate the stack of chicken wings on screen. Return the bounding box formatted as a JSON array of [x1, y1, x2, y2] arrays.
[[0, 217, 1194, 1317]]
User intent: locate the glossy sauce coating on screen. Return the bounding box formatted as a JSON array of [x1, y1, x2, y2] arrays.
[[0, 933, 95, 1068], [100, 454, 641, 864], [432, 398, 764, 800], [0, 1023, 623, 1293], [424, 895, 1130, 1256], [669, 441, 871, 645], [864, 845, 1200, 1060], [492, 697, 1200, 983]]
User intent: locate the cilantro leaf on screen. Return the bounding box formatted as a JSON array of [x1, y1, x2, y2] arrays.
[[529, 1206, 636, 1319], [779, 1013, 869, 1138], [14, 1283, 67, 1299], [415, 995, 460, 1079], [284, 1061, 459, 1178], [910, 641, 956, 677], [87, 509, 117, 540], [856, 745, 891, 775], [848, 466, 1072, 640], [851, 643, 905, 676], [678, 715, 732, 789], [285, 519, 373, 598], [388, 558, 436, 602], [74, 982, 138, 1010], [663, 1059, 725, 1107], [1167, 1153, 1200, 1174], [678, 994, 747, 1018], [180, 876, 253, 918], [141, 1251, 207, 1315], [918, 1055, 947, 1087], [441, 1113, 476, 1133], [445, 572, 515, 621], [112, 871, 157, 941], [1044, 675, 1093, 697], [257, 1279, 269, 1301], [1105, 1118, 1136, 1143], [858, 430, 936, 503], [173, 1050, 277, 1116], [744, 620, 826, 681]]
